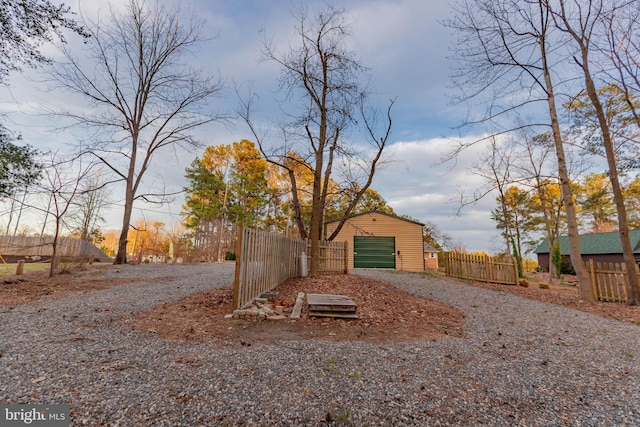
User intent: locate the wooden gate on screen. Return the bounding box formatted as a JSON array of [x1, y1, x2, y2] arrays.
[[588, 260, 636, 303]]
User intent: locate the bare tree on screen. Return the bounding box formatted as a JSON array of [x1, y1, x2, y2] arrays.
[[240, 5, 393, 276], [423, 220, 453, 251], [68, 171, 111, 243], [601, 2, 640, 129], [517, 131, 563, 278], [41, 153, 91, 277], [550, 0, 640, 305], [461, 136, 517, 254], [50, 0, 225, 264], [446, 0, 595, 301]]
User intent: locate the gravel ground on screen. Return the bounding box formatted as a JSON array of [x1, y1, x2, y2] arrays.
[[1, 264, 639, 426]]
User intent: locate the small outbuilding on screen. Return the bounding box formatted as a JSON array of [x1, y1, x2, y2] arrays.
[[423, 243, 439, 269], [325, 210, 424, 272], [534, 229, 640, 270]]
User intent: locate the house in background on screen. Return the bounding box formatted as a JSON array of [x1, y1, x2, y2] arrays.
[[325, 211, 424, 271], [423, 243, 439, 269], [534, 229, 640, 271]]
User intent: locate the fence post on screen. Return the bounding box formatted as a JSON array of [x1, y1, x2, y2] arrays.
[[444, 252, 450, 276], [485, 255, 490, 283], [232, 224, 244, 310], [512, 256, 519, 285], [589, 259, 599, 301], [16, 260, 25, 275], [343, 240, 349, 274]]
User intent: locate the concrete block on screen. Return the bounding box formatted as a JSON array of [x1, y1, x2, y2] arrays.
[[260, 291, 280, 300], [290, 292, 305, 319]]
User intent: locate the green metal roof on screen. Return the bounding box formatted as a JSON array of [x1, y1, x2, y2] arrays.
[[534, 229, 640, 255]]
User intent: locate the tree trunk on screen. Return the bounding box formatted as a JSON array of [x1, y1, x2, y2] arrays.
[[49, 219, 61, 278], [539, 30, 594, 301], [309, 151, 324, 276], [578, 45, 639, 305], [288, 169, 307, 240], [535, 181, 559, 279], [115, 190, 134, 264]]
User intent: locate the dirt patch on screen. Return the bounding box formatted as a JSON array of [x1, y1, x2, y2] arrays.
[[0, 264, 137, 306], [127, 274, 466, 346]]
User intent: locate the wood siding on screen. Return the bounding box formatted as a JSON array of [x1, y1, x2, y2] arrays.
[[326, 212, 424, 271]]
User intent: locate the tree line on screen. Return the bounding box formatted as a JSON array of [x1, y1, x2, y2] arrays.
[[181, 139, 398, 262]]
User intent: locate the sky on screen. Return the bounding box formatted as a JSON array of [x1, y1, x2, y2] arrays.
[[0, 0, 511, 254]]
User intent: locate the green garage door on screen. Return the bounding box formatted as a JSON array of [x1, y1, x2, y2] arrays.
[[353, 236, 395, 268]]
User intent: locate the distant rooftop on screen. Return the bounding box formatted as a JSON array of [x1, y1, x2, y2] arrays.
[[534, 230, 640, 255], [423, 243, 438, 252]]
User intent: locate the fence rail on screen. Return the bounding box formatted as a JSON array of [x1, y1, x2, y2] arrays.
[[443, 252, 518, 285], [588, 260, 636, 303], [233, 226, 347, 310]]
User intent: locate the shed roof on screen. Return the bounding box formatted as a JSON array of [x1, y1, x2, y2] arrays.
[[534, 229, 640, 255], [325, 210, 424, 227], [423, 243, 439, 253]]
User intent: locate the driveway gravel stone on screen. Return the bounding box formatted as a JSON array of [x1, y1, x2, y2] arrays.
[[1, 264, 639, 426]]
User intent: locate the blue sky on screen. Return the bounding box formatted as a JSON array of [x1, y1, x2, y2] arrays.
[[0, 0, 508, 253]]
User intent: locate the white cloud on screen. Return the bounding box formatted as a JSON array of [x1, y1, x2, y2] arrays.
[[368, 136, 504, 252]]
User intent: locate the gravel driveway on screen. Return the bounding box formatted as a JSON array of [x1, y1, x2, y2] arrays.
[[1, 264, 639, 426]]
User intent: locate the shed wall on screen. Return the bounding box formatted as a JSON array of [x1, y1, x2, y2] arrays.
[[424, 252, 438, 269], [326, 212, 424, 271]]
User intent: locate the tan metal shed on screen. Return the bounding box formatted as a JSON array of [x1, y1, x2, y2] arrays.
[[325, 211, 424, 272]]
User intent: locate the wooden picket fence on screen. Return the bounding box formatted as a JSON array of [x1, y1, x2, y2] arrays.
[[233, 226, 347, 310], [306, 240, 348, 275], [0, 236, 110, 262], [443, 252, 518, 285], [588, 260, 637, 303]]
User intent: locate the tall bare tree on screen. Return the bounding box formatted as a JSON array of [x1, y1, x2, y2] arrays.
[[446, 0, 595, 301], [550, 0, 640, 305], [240, 5, 393, 276], [51, 0, 224, 264]]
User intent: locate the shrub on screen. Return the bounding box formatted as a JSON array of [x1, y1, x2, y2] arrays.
[[559, 258, 576, 275]]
